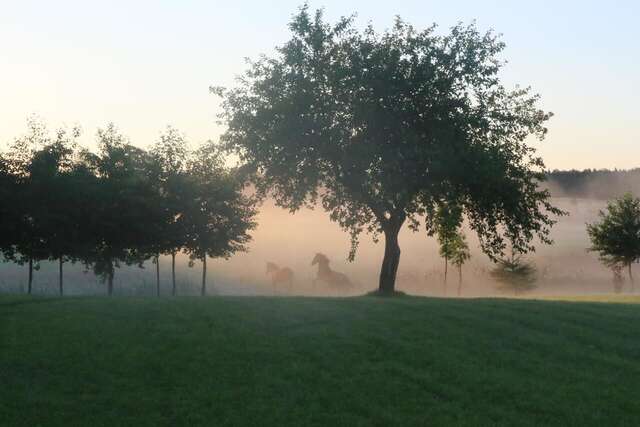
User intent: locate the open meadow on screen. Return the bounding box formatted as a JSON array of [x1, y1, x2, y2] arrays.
[[2, 294, 640, 426]]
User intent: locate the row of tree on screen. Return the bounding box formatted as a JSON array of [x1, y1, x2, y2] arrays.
[[0, 118, 256, 296]]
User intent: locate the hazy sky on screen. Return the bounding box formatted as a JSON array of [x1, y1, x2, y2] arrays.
[[1, 0, 638, 170]]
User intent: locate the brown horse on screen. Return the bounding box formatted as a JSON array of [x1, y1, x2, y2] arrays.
[[311, 253, 352, 291], [266, 262, 294, 294]]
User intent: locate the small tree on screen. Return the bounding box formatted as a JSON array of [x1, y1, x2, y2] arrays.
[[491, 252, 537, 296], [150, 126, 191, 296], [31, 128, 82, 296], [183, 143, 256, 296], [587, 193, 640, 292], [431, 202, 463, 295], [4, 117, 56, 293], [83, 124, 159, 295], [611, 264, 624, 294], [450, 233, 471, 297]]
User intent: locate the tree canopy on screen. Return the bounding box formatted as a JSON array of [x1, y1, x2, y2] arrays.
[[0, 118, 256, 296], [587, 192, 640, 289], [183, 143, 257, 296], [214, 6, 563, 293]]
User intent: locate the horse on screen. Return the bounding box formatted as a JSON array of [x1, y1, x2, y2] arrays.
[[266, 262, 294, 294], [311, 253, 353, 292]]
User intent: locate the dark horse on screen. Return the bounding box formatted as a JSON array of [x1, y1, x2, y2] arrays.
[[311, 253, 353, 291]]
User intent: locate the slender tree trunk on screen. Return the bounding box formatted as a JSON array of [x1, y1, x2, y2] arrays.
[[156, 253, 160, 297], [28, 258, 33, 295], [59, 256, 64, 296], [629, 263, 634, 293], [444, 257, 448, 296], [457, 265, 462, 297], [201, 256, 207, 297], [107, 266, 114, 296], [171, 251, 176, 296], [378, 220, 403, 294]]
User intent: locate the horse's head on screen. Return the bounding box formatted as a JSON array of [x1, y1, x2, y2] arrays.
[[266, 262, 278, 274], [311, 253, 329, 266]]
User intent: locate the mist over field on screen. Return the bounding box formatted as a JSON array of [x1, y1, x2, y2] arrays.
[[0, 189, 624, 298]]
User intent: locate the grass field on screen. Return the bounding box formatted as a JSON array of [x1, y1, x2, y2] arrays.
[[2, 294, 640, 426]]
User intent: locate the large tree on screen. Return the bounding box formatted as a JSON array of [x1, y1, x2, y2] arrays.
[[587, 193, 640, 291], [214, 7, 562, 293]]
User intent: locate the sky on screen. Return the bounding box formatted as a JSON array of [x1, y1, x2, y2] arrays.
[[0, 0, 638, 170]]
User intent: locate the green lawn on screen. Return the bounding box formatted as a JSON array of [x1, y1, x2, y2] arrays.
[[2, 294, 640, 426]]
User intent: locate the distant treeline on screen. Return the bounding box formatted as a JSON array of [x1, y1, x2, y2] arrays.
[[547, 169, 640, 199]]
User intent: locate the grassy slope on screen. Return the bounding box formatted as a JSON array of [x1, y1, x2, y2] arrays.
[[1, 295, 640, 426]]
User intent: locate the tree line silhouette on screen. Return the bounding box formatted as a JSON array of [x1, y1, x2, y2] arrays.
[[0, 118, 256, 296], [547, 169, 640, 200]]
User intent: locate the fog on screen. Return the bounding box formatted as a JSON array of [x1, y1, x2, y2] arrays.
[[1, 192, 625, 297], [209, 196, 613, 297]]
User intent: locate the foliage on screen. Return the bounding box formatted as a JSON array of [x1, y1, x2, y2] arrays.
[[450, 233, 471, 270], [490, 252, 537, 295], [2, 118, 82, 280], [0, 154, 19, 261], [587, 193, 640, 280], [183, 142, 257, 263], [79, 124, 161, 290], [0, 118, 256, 295], [149, 126, 191, 256], [431, 201, 464, 262], [214, 5, 563, 291], [430, 201, 470, 290]]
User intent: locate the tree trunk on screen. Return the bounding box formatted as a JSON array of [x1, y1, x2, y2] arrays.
[[28, 258, 33, 295], [107, 268, 114, 296], [171, 252, 176, 296], [444, 257, 448, 296], [201, 256, 207, 297], [457, 264, 462, 297], [59, 256, 64, 296], [378, 220, 403, 294], [629, 263, 634, 293], [156, 253, 160, 297]]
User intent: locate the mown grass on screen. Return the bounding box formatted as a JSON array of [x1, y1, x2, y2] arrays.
[[1, 294, 640, 426]]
